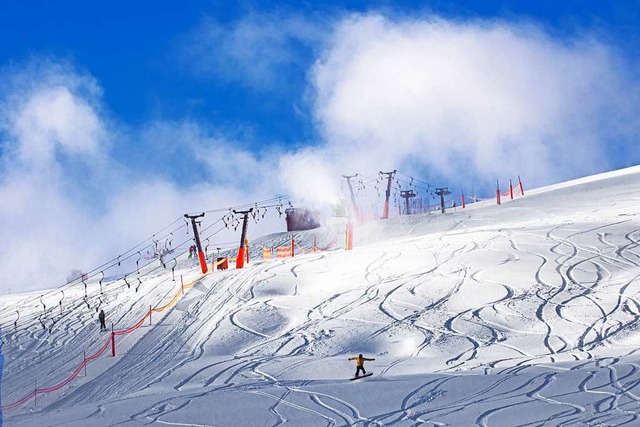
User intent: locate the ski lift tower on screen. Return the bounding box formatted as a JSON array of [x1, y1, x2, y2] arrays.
[[399, 190, 417, 215], [342, 174, 360, 220], [379, 170, 396, 219], [184, 213, 208, 273], [435, 187, 451, 214]]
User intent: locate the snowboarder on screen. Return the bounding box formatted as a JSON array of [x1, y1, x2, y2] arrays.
[[348, 354, 375, 378], [98, 309, 106, 331]]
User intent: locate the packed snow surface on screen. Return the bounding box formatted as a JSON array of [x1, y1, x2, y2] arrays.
[[5, 166, 640, 426]]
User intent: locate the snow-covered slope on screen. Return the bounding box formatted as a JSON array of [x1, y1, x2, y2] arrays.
[[5, 166, 640, 426]]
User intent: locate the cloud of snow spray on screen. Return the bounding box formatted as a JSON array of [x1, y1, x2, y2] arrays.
[[278, 148, 344, 224]]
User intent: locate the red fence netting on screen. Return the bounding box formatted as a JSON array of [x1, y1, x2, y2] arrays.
[[2, 274, 205, 411]]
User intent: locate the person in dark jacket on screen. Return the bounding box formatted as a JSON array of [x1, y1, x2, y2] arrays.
[[99, 309, 106, 331], [348, 354, 375, 377]]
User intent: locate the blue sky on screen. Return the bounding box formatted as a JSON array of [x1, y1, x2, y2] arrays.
[[1, 1, 640, 292], [2, 1, 638, 139]]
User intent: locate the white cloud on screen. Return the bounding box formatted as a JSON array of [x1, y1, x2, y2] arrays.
[[0, 63, 115, 292], [310, 14, 640, 188], [12, 87, 106, 165], [1, 61, 105, 170], [181, 12, 324, 90], [0, 62, 287, 294]]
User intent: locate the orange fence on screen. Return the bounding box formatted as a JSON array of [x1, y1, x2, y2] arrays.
[[312, 235, 338, 251], [2, 273, 206, 412], [497, 177, 525, 204], [293, 240, 314, 255], [4, 232, 342, 411], [265, 236, 338, 260], [276, 246, 293, 258], [501, 180, 525, 199]]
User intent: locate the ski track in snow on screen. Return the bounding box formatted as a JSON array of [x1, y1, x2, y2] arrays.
[[9, 171, 640, 425]]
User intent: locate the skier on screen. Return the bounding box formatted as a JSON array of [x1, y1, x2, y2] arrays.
[[98, 309, 106, 331], [348, 354, 375, 378]]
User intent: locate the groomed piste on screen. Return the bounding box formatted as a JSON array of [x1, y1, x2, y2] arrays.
[[5, 165, 640, 425]]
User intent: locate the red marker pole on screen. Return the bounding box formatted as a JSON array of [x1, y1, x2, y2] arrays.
[[496, 180, 501, 205], [461, 192, 466, 209], [350, 224, 354, 250], [346, 223, 354, 250], [111, 324, 115, 357], [345, 224, 348, 249], [509, 179, 514, 200], [519, 175, 525, 196]]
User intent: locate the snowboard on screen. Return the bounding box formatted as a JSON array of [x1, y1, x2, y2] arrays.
[[350, 372, 373, 381]]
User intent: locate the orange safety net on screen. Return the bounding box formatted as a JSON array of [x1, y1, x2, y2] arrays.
[[501, 183, 524, 198], [3, 273, 206, 411], [276, 246, 292, 258], [313, 235, 338, 251], [293, 240, 315, 254]]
